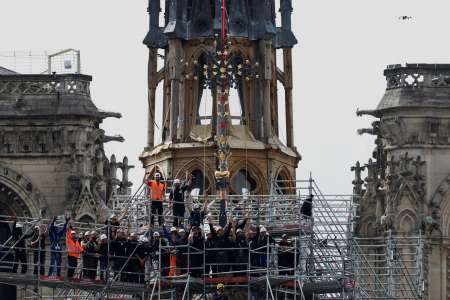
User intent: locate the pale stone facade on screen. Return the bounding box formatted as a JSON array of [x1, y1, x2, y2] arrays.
[[0, 74, 131, 222], [356, 64, 450, 298]]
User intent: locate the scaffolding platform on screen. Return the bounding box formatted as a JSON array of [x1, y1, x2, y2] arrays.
[[0, 178, 424, 299]]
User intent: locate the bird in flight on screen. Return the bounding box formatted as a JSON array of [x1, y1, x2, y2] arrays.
[[399, 16, 413, 20]]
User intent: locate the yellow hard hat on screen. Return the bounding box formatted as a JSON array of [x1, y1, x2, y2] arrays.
[[217, 283, 225, 290]]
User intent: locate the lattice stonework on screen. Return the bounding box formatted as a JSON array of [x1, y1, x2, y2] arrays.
[[0, 76, 90, 96]]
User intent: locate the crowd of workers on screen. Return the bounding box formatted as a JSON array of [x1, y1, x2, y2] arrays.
[[0, 172, 306, 286]]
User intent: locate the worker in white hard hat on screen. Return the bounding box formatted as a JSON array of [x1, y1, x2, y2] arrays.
[[98, 234, 108, 281], [256, 226, 275, 269], [144, 172, 166, 226], [66, 227, 82, 279], [136, 235, 150, 283], [169, 174, 192, 227], [84, 230, 99, 280]]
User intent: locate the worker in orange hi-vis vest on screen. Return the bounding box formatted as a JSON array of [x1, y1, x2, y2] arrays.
[[144, 172, 166, 226], [66, 227, 83, 279]]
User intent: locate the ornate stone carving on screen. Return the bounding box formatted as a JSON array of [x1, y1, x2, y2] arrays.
[[0, 164, 45, 217], [380, 118, 407, 146], [0, 75, 90, 96], [72, 177, 98, 219], [387, 153, 426, 216], [117, 156, 134, 195], [351, 161, 365, 198], [18, 131, 33, 153], [384, 65, 450, 90], [90, 129, 124, 145]]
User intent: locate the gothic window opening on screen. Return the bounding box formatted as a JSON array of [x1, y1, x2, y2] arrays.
[[275, 171, 294, 195], [198, 89, 213, 125], [190, 169, 210, 196], [78, 214, 95, 225], [229, 87, 244, 125], [231, 169, 257, 196], [277, 83, 287, 144], [196, 53, 213, 125]]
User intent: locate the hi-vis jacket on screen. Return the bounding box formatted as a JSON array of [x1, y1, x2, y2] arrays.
[[146, 180, 166, 201], [66, 230, 83, 259]]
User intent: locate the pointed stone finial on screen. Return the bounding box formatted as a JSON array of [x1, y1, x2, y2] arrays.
[[119, 156, 135, 190], [351, 161, 366, 196]]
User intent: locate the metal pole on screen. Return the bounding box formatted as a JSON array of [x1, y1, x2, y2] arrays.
[[266, 237, 269, 300], [187, 245, 190, 300], [158, 238, 161, 300], [76, 50, 81, 74], [106, 219, 110, 299], [248, 241, 251, 300], [203, 238, 206, 300], [37, 216, 42, 300], [294, 238, 297, 300]]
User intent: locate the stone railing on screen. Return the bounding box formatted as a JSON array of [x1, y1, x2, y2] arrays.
[[384, 63, 450, 89], [0, 74, 91, 97]]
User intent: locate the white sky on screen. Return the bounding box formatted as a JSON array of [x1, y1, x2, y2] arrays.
[[1, 0, 450, 194]]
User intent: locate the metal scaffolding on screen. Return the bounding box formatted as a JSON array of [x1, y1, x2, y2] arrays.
[[0, 177, 423, 299]]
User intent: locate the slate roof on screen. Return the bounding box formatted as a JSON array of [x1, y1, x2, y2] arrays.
[[0, 66, 18, 75]]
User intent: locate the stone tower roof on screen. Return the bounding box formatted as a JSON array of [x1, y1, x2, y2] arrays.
[[377, 63, 450, 112], [0, 74, 120, 120]]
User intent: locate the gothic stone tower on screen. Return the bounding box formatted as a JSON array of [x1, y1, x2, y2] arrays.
[[140, 0, 300, 195], [356, 64, 450, 298], [0, 73, 128, 222]]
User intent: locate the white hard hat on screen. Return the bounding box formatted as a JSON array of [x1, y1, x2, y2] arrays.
[[90, 231, 97, 236], [84, 231, 90, 237], [110, 214, 116, 219], [153, 232, 160, 237], [100, 234, 107, 240], [193, 203, 200, 210], [16, 223, 23, 228], [260, 226, 267, 233], [174, 179, 181, 184], [236, 228, 243, 233], [170, 227, 177, 232], [178, 228, 186, 234], [130, 232, 136, 237]]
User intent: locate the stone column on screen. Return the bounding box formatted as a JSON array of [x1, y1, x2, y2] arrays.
[[283, 48, 294, 148], [147, 48, 158, 149], [260, 39, 273, 142], [168, 39, 182, 142]]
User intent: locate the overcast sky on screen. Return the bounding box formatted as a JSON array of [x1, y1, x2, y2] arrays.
[[1, 0, 450, 194]]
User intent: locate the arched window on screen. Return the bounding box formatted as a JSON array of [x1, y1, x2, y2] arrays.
[[229, 87, 243, 125], [198, 90, 213, 125], [274, 170, 294, 195], [196, 53, 213, 125], [231, 169, 257, 195], [78, 215, 95, 225], [190, 169, 211, 195]]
